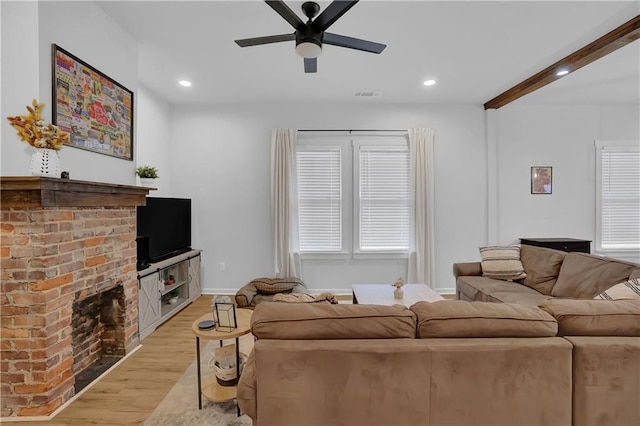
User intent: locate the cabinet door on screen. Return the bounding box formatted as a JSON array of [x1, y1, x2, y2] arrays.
[[138, 272, 161, 339], [188, 254, 202, 300]]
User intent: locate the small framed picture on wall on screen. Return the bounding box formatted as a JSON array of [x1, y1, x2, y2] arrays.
[[531, 166, 552, 194]]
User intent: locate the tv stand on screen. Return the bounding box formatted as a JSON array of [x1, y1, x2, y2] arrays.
[[137, 249, 202, 340]]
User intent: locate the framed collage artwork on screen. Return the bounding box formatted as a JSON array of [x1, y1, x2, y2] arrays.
[[52, 44, 134, 160]]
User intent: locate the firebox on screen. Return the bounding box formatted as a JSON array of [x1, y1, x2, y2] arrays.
[[71, 284, 125, 393]]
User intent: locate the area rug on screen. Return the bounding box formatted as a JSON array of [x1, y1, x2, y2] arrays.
[[144, 334, 254, 426]]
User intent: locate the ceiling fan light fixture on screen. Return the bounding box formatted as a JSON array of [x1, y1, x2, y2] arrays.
[[295, 40, 322, 58]]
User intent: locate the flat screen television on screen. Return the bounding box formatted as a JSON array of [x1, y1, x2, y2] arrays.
[[136, 197, 192, 269]]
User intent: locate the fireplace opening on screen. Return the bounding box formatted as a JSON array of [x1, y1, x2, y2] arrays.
[[71, 284, 125, 394]]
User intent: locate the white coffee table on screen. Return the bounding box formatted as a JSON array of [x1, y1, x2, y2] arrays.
[[352, 283, 444, 307]]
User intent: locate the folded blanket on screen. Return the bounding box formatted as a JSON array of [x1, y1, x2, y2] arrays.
[[272, 292, 338, 304]]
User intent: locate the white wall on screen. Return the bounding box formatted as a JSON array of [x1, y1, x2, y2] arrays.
[[1, 1, 41, 175], [495, 104, 640, 261], [1, 1, 138, 185], [169, 103, 486, 295], [135, 86, 172, 196]]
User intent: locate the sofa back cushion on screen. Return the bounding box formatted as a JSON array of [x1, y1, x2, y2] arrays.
[[250, 302, 417, 339], [410, 300, 557, 338], [550, 253, 640, 298], [539, 299, 640, 336], [519, 245, 566, 295]]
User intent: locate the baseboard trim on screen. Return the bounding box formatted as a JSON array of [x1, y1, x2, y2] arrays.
[[0, 344, 142, 422]]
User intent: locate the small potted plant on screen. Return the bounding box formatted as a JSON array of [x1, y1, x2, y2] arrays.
[[136, 165, 159, 186], [166, 288, 180, 304]]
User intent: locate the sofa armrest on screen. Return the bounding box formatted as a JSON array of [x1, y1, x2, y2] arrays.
[[237, 349, 257, 421], [235, 282, 258, 308], [453, 262, 482, 278]]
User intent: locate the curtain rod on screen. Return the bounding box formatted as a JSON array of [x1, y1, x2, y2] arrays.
[[298, 129, 406, 133]]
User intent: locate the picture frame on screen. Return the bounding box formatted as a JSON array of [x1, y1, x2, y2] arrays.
[[52, 44, 134, 161], [214, 302, 237, 332], [531, 166, 553, 194]]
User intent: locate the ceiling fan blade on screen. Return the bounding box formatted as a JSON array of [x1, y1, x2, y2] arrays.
[[265, 0, 304, 29], [312, 1, 359, 31], [235, 33, 296, 47], [304, 57, 317, 73], [323, 32, 386, 54]]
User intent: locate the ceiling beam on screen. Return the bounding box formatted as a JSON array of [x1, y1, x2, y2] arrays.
[[484, 14, 640, 110]]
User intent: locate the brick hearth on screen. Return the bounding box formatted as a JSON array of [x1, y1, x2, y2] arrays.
[[0, 177, 150, 417]]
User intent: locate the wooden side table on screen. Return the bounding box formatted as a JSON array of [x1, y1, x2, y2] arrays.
[[191, 308, 252, 414]]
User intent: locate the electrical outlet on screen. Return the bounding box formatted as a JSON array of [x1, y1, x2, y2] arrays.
[[219, 262, 225, 271]]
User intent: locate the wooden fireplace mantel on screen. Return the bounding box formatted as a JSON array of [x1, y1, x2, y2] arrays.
[[1, 176, 154, 208]]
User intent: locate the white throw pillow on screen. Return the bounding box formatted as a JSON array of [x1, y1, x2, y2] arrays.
[[479, 245, 527, 281], [594, 278, 640, 300]]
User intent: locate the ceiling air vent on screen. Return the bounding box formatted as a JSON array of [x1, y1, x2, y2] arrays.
[[353, 91, 382, 98]]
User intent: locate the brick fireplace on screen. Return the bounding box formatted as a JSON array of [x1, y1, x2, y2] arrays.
[[0, 177, 151, 418]]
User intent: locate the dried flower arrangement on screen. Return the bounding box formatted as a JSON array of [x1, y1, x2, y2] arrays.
[[6, 99, 69, 150], [392, 277, 405, 288]]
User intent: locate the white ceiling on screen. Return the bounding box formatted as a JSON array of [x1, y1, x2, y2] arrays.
[[97, 0, 640, 106]]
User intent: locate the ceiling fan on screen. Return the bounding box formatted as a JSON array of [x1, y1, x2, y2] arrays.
[[234, 0, 386, 73]]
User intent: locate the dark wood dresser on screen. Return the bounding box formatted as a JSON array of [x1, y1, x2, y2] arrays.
[[520, 238, 591, 253]]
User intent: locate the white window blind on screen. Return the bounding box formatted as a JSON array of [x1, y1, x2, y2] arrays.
[[597, 142, 640, 250], [358, 146, 410, 251], [296, 148, 342, 251]]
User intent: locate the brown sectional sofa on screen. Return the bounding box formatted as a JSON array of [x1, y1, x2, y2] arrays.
[[237, 247, 640, 426], [239, 301, 577, 426], [454, 244, 640, 305], [238, 299, 640, 426]]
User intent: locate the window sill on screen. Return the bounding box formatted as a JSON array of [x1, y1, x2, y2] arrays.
[[593, 248, 640, 262], [299, 251, 410, 260], [352, 252, 410, 260], [300, 251, 350, 260]]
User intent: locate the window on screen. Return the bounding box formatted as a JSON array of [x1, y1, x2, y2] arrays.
[[296, 134, 410, 255], [595, 140, 640, 252], [296, 146, 342, 252], [356, 144, 410, 251]]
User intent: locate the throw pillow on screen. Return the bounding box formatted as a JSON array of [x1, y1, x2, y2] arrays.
[[479, 245, 527, 281], [594, 278, 640, 300]]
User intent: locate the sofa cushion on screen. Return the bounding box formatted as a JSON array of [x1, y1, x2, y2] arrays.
[[479, 245, 527, 280], [487, 291, 554, 307], [457, 275, 548, 305], [250, 302, 417, 339], [594, 278, 640, 300], [411, 300, 557, 338], [250, 277, 304, 294], [539, 299, 640, 336], [519, 245, 566, 295], [551, 253, 640, 298]]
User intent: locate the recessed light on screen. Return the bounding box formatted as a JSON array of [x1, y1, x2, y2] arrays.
[[556, 69, 569, 76], [178, 80, 192, 87], [423, 79, 436, 86]]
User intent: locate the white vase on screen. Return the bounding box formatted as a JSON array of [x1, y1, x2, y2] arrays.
[[30, 148, 61, 178], [394, 287, 404, 299], [139, 178, 156, 187]]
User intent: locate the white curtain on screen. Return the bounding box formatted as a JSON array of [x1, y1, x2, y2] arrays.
[[408, 127, 435, 287], [271, 128, 301, 278]]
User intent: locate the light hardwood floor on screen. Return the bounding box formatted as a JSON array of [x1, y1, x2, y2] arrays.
[[4, 296, 214, 426]]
